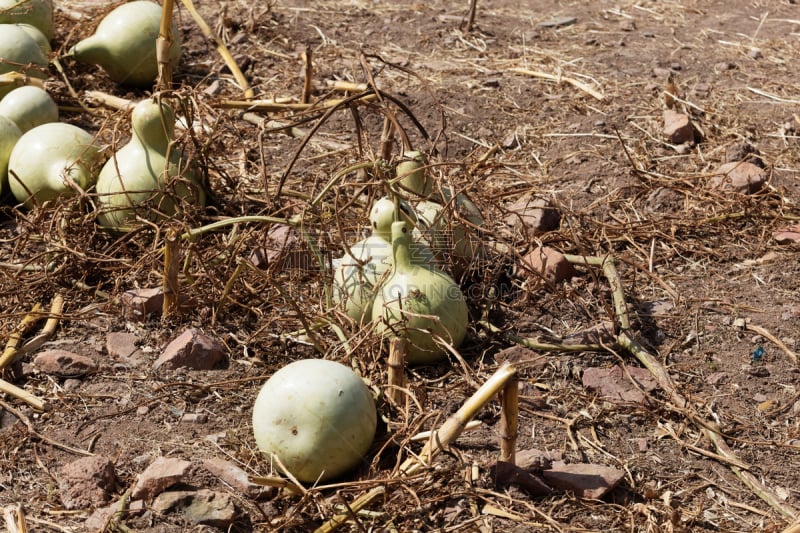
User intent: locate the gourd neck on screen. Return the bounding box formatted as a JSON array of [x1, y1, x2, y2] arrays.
[[131, 100, 175, 154], [391, 221, 413, 271], [69, 35, 111, 65]]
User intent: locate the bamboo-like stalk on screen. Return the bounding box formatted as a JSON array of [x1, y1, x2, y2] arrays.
[[301, 45, 313, 104], [18, 294, 64, 356], [84, 90, 135, 111], [162, 229, 180, 318], [386, 338, 407, 407], [156, 0, 175, 90], [0, 304, 43, 371], [499, 374, 519, 464], [180, 0, 254, 99], [2, 503, 28, 533], [0, 72, 44, 89], [0, 379, 46, 411], [315, 487, 386, 533], [510, 67, 605, 101], [216, 94, 377, 112]]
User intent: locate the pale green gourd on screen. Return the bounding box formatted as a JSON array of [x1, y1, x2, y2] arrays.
[[68, 1, 181, 86], [0, 24, 48, 99], [332, 196, 434, 323], [0, 0, 53, 40], [0, 115, 22, 195], [14, 23, 50, 55], [7, 122, 101, 208], [0, 85, 58, 133], [395, 150, 432, 196], [372, 221, 469, 364], [96, 98, 206, 230], [252, 359, 377, 483]]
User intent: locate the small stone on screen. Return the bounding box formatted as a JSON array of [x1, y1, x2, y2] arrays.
[[663, 109, 697, 144], [708, 161, 767, 194], [516, 449, 562, 471], [774, 225, 800, 245], [180, 413, 208, 424], [33, 350, 97, 378], [652, 67, 672, 79], [152, 489, 237, 528], [120, 288, 164, 321], [153, 328, 226, 371], [494, 346, 548, 368], [542, 463, 625, 499], [561, 321, 616, 346], [105, 331, 146, 365], [725, 142, 764, 167], [705, 371, 729, 386], [85, 499, 144, 530], [748, 366, 770, 378], [582, 365, 659, 404], [504, 195, 561, 236], [637, 438, 648, 452], [518, 246, 575, 284], [715, 61, 736, 71], [538, 16, 577, 28], [59, 455, 117, 510], [490, 461, 552, 496], [619, 19, 636, 32], [202, 457, 272, 499], [748, 47, 762, 59], [131, 456, 192, 501]]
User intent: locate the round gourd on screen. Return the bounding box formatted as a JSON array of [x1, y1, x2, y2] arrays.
[[252, 359, 377, 483], [8, 122, 101, 208], [0, 24, 48, 99], [395, 150, 432, 196], [372, 221, 469, 364], [0, 85, 58, 132], [332, 196, 435, 323], [68, 0, 181, 86], [14, 23, 50, 55], [0, 0, 53, 40], [0, 115, 22, 195], [95, 99, 206, 230]]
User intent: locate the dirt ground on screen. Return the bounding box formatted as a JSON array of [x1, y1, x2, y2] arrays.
[[1, 0, 800, 531]]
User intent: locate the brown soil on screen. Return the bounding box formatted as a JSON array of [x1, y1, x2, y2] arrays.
[[1, 0, 799, 531]]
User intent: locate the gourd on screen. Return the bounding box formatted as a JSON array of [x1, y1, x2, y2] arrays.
[[372, 221, 469, 364], [416, 188, 485, 278], [68, 1, 181, 86], [95, 98, 206, 230], [395, 150, 432, 196], [332, 196, 434, 323], [7, 122, 101, 208], [0, 0, 53, 40], [14, 23, 50, 55], [0, 85, 58, 133], [0, 24, 48, 99], [0, 115, 22, 195], [252, 359, 377, 483]]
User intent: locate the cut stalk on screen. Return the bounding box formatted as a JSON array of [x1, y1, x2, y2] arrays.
[[162, 229, 181, 318], [156, 0, 175, 90], [0, 304, 43, 371], [499, 374, 519, 464], [386, 338, 408, 408]]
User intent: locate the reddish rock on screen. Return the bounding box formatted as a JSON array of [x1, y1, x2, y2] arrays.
[[59, 455, 117, 510], [581, 365, 658, 404], [85, 499, 145, 530], [152, 489, 237, 528], [33, 350, 97, 377], [121, 288, 164, 321], [774, 224, 800, 245], [153, 328, 226, 371], [105, 331, 145, 365], [518, 246, 575, 284], [490, 461, 552, 496], [131, 457, 192, 501], [202, 457, 271, 499], [542, 463, 625, 499], [708, 161, 767, 194], [663, 109, 697, 144], [494, 346, 548, 368], [504, 196, 561, 236], [516, 449, 563, 471], [561, 321, 616, 346], [725, 141, 765, 167]]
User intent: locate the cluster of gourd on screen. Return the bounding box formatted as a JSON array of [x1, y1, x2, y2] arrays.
[[331, 152, 485, 365], [0, 0, 203, 229]]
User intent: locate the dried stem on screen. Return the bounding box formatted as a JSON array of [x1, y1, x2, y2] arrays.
[[162, 229, 181, 318], [156, 0, 175, 90], [499, 374, 519, 464], [386, 338, 407, 408], [0, 304, 43, 371]]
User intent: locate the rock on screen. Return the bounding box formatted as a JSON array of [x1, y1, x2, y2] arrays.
[[581, 365, 658, 404], [504, 195, 561, 236], [516, 449, 562, 471], [33, 350, 97, 378], [180, 413, 208, 424], [490, 461, 552, 496], [708, 161, 767, 194], [85, 499, 145, 530], [120, 288, 164, 321], [561, 321, 616, 346], [542, 463, 625, 499], [725, 141, 764, 168], [518, 246, 575, 284], [494, 346, 548, 368], [637, 299, 675, 316], [152, 489, 237, 528], [202, 457, 272, 499], [663, 109, 697, 144], [59, 455, 117, 510], [250, 225, 312, 271], [538, 16, 577, 28], [105, 331, 146, 365], [774, 224, 800, 245], [131, 456, 192, 501], [748, 47, 762, 59], [705, 371, 729, 386], [153, 328, 226, 371]]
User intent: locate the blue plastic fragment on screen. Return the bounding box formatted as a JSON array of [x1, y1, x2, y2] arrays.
[[752, 346, 765, 362]]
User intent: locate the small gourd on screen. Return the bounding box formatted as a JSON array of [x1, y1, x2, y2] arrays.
[[8, 122, 101, 208], [14, 23, 50, 55], [68, 1, 181, 86], [0, 85, 58, 133], [372, 221, 469, 364], [252, 359, 377, 483], [332, 196, 434, 323], [95, 98, 206, 230], [0, 24, 48, 99], [416, 188, 485, 278], [0, 115, 22, 195], [395, 150, 432, 196], [0, 0, 54, 40]]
